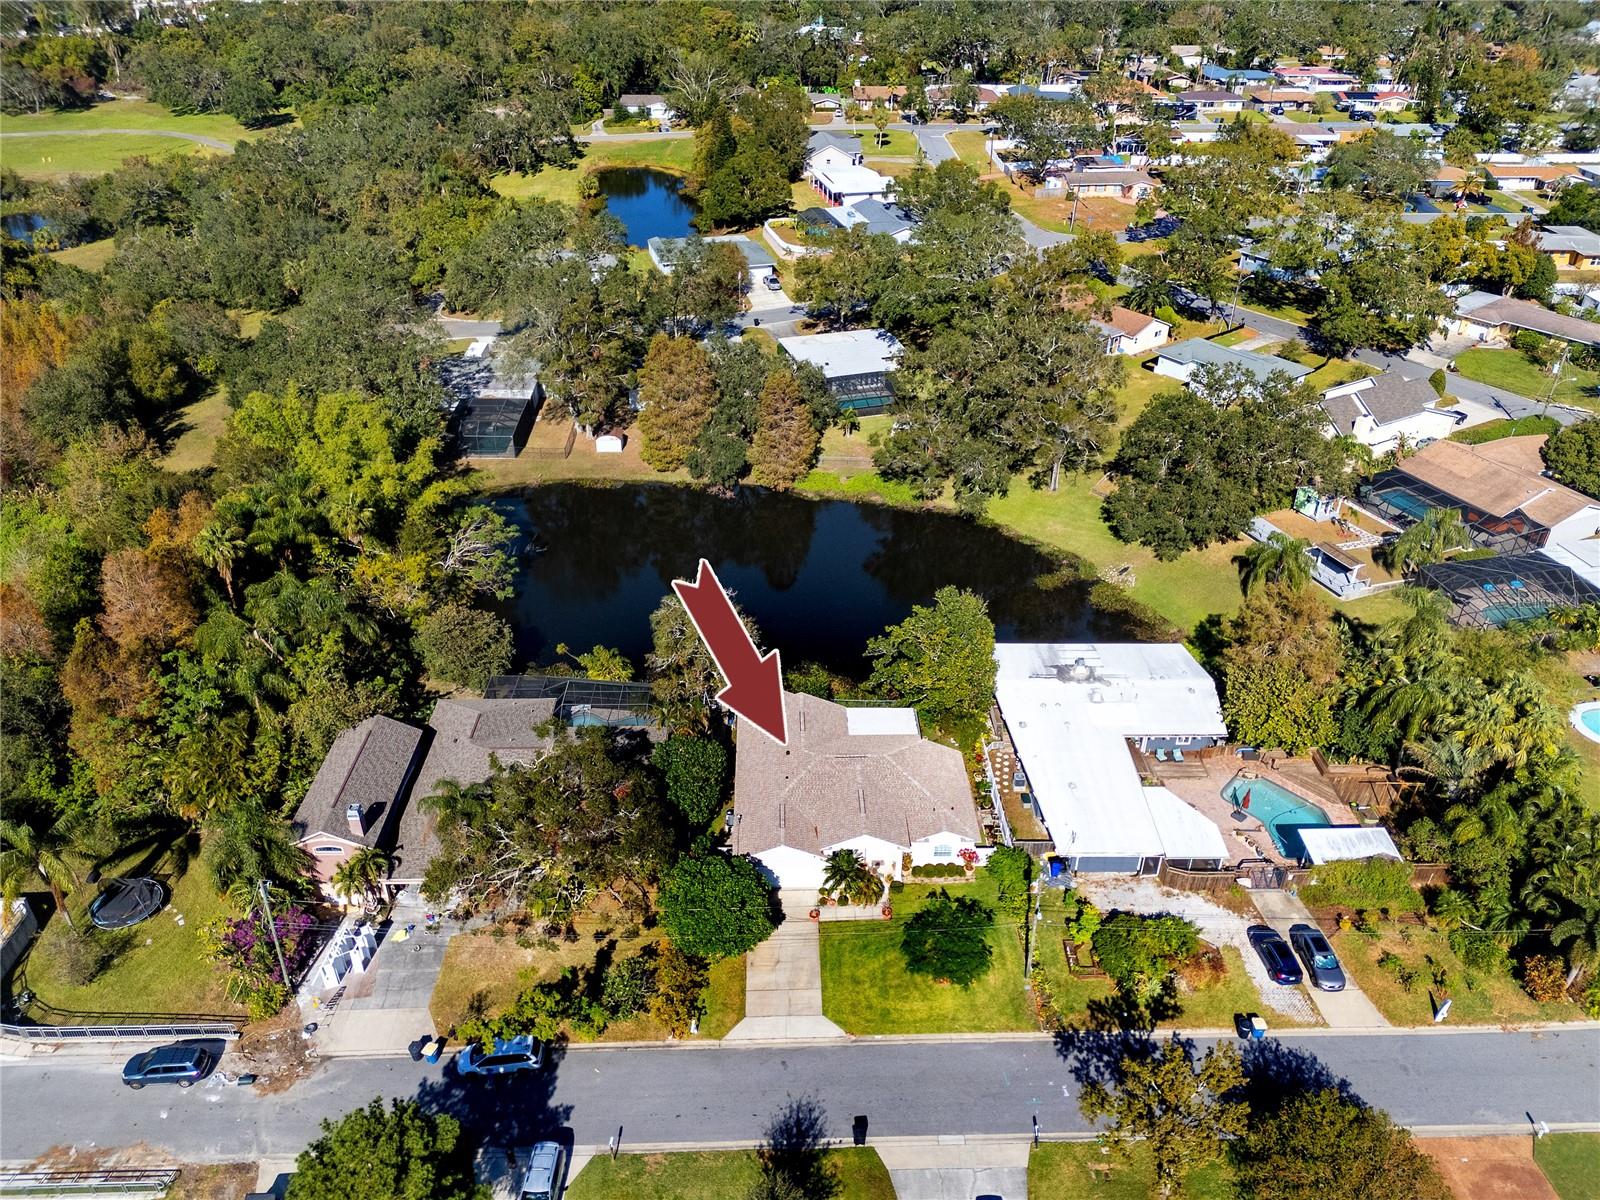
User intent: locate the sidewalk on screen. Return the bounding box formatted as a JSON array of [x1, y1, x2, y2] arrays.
[[723, 891, 846, 1043]]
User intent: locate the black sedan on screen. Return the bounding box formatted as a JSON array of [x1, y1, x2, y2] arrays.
[[1248, 925, 1303, 986]]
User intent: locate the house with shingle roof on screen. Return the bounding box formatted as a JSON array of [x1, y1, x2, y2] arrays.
[[730, 693, 980, 889], [1151, 338, 1316, 389], [1319, 369, 1464, 452], [1091, 305, 1171, 356], [1447, 290, 1600, 347], [292, 716, 425, 898]]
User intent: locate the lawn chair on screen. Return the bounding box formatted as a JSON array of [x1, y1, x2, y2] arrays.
[[1154, 748, 1168, 762], [1171, 748, 1185, 763]]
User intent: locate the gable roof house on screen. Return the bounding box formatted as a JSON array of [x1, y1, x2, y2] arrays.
[[731, 693, 979, 889], [1177, 89, 1245, 115], [1484, 162, 1587, 192], [1536, 225, 1600, 270], [1246, 87, 1317, 111], [1151, 338, 1316, 389], [617, 93, 674, 123], [1320, 369, 1464, 452], [1447, 290, 1600, 347], [993, 644, 1230, 874], [806, 130, 864, 168], [292, 716, 426, 900], [1198, 63, 1274, 90], [1091, 305, 1172, 356]]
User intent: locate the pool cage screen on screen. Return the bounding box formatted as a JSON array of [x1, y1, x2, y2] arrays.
[[484, 674, 658, 727], [1362, 472, 1548, 557], [1417, 554, 1600, 628], [456, 396, 537, 458], [830, 371, 895, 415]]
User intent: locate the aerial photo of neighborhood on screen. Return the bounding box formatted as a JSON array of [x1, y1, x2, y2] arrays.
[[3, 1, 1600, 1198]]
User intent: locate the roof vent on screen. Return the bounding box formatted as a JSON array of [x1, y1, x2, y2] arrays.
[[1069, 656, 1093, 681], [346, 803, 367, 835]]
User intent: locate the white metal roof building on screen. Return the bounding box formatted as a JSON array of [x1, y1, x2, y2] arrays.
[[993, 643, 1231, 873], [1297, 825, 1401, 866], [777, 329, 904, 414]]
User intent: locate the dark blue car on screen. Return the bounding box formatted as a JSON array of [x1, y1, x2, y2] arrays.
[[1248, 926, 1303, 986]]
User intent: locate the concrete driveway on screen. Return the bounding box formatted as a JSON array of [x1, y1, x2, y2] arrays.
[[877, 1138, 1030, 1200], [310, 918, 459, 1056], [1249, 890, 1389, 1028], [724, 891, 846, 1042]]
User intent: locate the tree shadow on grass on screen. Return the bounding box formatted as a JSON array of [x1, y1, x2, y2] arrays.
[[754, 1094, 840, 1200], [1053, 977, 1191, 1093]]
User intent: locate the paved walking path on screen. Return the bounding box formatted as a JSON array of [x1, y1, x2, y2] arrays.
[[724, 891, 846, 1042], [1249, 890, 1390, 1029], [0, 128, 234, 150]]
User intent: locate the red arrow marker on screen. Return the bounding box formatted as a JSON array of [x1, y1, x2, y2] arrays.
[[672, 558, 789, 746]]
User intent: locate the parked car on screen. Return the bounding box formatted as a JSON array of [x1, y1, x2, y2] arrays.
[[455, 1034, 543, 1078], [518, 1141, 566, 1200], [764, 273, 783, 291], [1248, 926, 1303, 985], [1289, 923, 1346, 991], [122, 1043, 214, 1089]]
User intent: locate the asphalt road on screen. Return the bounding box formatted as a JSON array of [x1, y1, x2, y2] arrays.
[[2, 1030, 1596, 1163]]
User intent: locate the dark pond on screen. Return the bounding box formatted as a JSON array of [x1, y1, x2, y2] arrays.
[[3, 213, 48, 243], [494, 484, 1155, 679], [596, 167, 697, 247]]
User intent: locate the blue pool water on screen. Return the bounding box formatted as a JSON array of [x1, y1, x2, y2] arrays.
[[1582, 709, 1600, 736], [1223, 778, 1331, 858]]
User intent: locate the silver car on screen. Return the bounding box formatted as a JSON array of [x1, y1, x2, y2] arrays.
[[1289, 923, 1346, 991], [519, 1141, 565, 1200]]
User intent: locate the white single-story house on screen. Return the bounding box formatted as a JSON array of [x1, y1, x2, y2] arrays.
[[1447, 289, 1600, 347], [993, 644, 1231, 874], [617, 93, 674, 124], [1170, 45, 1207, 68], [1151, 338, 1316, 388], [1320, 369, 1462, 452], [730, 693, 980, 890], [831, 197, 918, 242], [806, 131, 864, 170], [777, 328, 902, 413], [1043, 167, 1158, 200], [1177, 89, 1245, 115], [1484, 162, 1587, 192], [1092, 305, 1171, 356], [647, 234, 779, 290], [807, 156, 893, 206]]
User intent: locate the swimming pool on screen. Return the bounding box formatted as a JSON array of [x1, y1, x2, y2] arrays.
[[1222, 777, 1332, 858], [1571, 701, 1600, 745]]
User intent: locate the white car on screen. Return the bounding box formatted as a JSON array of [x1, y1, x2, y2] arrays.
[[519, 1142, 565, 1200]]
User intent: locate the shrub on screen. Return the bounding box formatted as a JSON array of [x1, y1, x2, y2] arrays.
[[1520, 954, 1567, 1004], [600, 951, 657, 1019], [983, 846, 1031, 922], [1091, 912, 1200, 993], [900, 889, 995, 986], [1428, 368, 1447, 397], [1175, 943, 1226, 990], [1449, 928, 1510, 975], [1062, 889, 1102, 947], [413, 603, 513, 690], [649, 942, 708, 1035], [1511, 329, 1546, 355], [910, 863, 966, 879], [652, 735, 729, 828], [1299, 858, 1423, 914]]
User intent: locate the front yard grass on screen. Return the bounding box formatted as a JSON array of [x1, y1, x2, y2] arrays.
[[566, 1148, 895, 1200], [49, 236, 116, 271], [1535, 1133, 1600, 1200], [492, 137, 697, 206], [842, 126, 922, 158], [1029, 1141, 1235, 1200], [18, 837, 244, 1018], [428, 917, 744, 1043], [1451, 415, 1562, 444], [1453, 347, 1600, 409], [1329, 925, 1585, 1027], [818, 874, 1036, 1034]]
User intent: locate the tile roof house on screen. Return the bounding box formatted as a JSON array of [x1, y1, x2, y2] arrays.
[[292, 716, 425, 898], [730, 693, 979, 889], [1448, 290, 1600, 346], [1484, 162, 1587, 191], [1319, 369, 1463, 452]]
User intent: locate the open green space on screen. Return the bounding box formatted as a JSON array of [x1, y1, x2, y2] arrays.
[[1329, 924, 1585, 1026], [1535, 1132, 1600, 1200], [2, 133, 224, 179], [818, 874, 1036, 1034], [1028, 1141, 1235, 1200], [17, 836, 245, 1017], [566, 1148, 895, 1200], [492, 137, 697, 206], [161, 387, 233, 473], [2, 99, 253, 141], [48, 236, 116, 271], [1450, 414, 1562, 444], [840, 126, 922, 158], [1452, 347, 1600, 409]]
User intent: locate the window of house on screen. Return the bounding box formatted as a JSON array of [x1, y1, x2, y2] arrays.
[[934, 844, 952, 859], [1175, 736, 1191, 746], [314, 846, 344, 854]]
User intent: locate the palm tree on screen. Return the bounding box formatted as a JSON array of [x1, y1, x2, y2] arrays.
[[331, 847, 390, 910], [1123, 255, 1175, 316], [194, 521, 246, 607], [1384, 508, 1470, 573], [205, 798, 311, 897], [821, 849, 879, 906], [1235, 533, 1312, 594], [0, 814, 80, 928]]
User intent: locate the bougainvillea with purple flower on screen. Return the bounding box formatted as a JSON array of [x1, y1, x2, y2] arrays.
[[204, 903, 318, 1017]]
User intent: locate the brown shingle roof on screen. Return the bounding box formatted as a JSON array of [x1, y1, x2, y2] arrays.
[[1398, 436, 1597, 526], [1458, 295, 1600, 346], [731, 693, 977, 859]]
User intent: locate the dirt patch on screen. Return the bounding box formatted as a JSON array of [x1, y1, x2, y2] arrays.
[[233, 1006, 320, 1094], [167, 1163, 259, 1200], [1420, 1136, 1557, 1200]]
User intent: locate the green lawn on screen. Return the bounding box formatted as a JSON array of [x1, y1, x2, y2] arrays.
[[492, 137, 697, 207], [841, 126, 922, 158], [566, 1149, 895, 1200], [1450, 415, 1562, 444], [1, 133, 225, 179], [1211, 327, 1256, 348], [946, 129, 990, 165], [1452, 347, 1600, 409], [818, 875, 1036, 1034], [162, 387, 232, 472], [1535, 1133, 1600, 1200], [1029, 1142, 1235, 1200], [2, 98, 253, 140], [49, 236, 116, 271], [18, 837, 245, 1018]]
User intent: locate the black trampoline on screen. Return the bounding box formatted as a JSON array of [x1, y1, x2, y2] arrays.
[[89, 877, 165, 929]]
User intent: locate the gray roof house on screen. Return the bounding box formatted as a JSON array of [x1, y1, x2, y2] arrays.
[[730, 692, 979, 889], [807, 130, 864, 163], [1320, 369, 1463, 452], [1151, 338, 1316, 389], [835, 198, 917, 240], [1450, 289, 1600, 347], [292, 716, 425, 896]]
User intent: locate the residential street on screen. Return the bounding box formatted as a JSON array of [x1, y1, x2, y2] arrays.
[[2, 1029, 1595, 1164]]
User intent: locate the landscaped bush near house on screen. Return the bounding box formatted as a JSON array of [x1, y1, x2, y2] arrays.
[[203, 900, 317, 1019], [652, 735, 729, 829], [1091, 912, 1200, 996], [1449, 927, 1511, 975], [1428, 368, 1447, 397], [1520, 954, 1567, 1004], [910, 863, 967, 879], [983, 845, 1031, 922], [1511, 329, 1546, 355], [1298, 857, 1423, 914]]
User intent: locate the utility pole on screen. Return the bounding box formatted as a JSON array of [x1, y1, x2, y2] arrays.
[[1541, 344, 1568, 417], [258, 880, 290, 986]]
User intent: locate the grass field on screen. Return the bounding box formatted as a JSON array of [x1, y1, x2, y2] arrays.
[[842, 127, 922, 158], [946, 129, 990, 164], [1450, 415, 1562, 444], [492, 137, 697, 206], [818, 875, 1036, 1034], [1028, 1141, 1235, 1200], [2, 133, 225, 179], [1, 99, 257, 179], [49, 236, 116, 271], [567, 1148, 895, 1200], [1453, 347, 1600, 408], [162, 387, 232, 472], [2, 99, 253, 140], [19, 836, 245, 1018], [428, 919, 744, 1043], [1535, 1133, 1600, 1200], [1329, 925, 1584, 1026]]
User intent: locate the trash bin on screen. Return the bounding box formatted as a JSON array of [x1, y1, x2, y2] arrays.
[[424, 1038, 444, 1064]]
